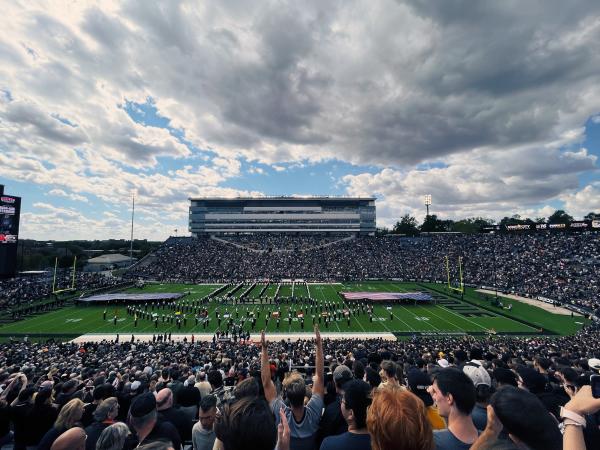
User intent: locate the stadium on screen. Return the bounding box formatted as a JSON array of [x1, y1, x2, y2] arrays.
[[2, 2, 600, 448], [1, 190, 600, 449], [2, 196, 596, 342]]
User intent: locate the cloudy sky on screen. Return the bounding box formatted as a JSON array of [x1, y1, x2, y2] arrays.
[[1, 0, 599, 240]]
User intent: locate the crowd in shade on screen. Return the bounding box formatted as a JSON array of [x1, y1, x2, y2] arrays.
[[0, 325, 600, 449], [126, 233, 600, 315], [0, 272, 121, 311]]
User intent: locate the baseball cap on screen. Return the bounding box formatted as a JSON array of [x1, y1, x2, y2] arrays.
[[588, 358, 600, 372], [406, 368, 433, 407], [463, 363, 491, 387], [333, 365, 353, 385]]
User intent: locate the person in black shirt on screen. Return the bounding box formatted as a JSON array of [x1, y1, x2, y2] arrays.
[[318, 364, 353, 446], [26, 389, 58, 447], [8, 385, 35, 450], [124, 392, 180, 450]]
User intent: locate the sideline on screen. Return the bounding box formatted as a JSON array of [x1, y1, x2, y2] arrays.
[[475, 289, 582, 317], [70, 331, 397, 344]]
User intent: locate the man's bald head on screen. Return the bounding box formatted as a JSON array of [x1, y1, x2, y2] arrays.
[[155, 388, 173, 411], [51, 427, 86, 450]]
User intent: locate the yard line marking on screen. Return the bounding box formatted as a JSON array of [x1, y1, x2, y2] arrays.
[[379, 282, 440, 331], [324, 284, 366, 332]]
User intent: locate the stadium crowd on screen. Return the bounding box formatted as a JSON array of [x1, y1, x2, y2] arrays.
[[216, 235, 346, 252], [0, 273, 121, 312], [0, 325, 599, 449], [126, 233, 600, 315]]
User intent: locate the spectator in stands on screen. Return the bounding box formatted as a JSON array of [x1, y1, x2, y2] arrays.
[[428, 368, 478, 449], [192, 394, 218, 450], [81, 383, 108, 427], [214, 396, 277, 450], [232, 377, 259, 399], [0, 398, 11, 448], [7, 381, 35, 450], [462, 362, 492, 430], [406, 368, 445, 430], [156, 388, 190, 442], [55, 379, 79, 409], [207, 370, 229, 406], [367, 386, 434, 450], [84, 397, 119, 450], [95, 422, 132, 450], [177, 384, 201, 425], [194, 372, 212, 398], [320, 379, 371, 450], [318, 364, 353, 445], [516, 366, 563, 419], [261, 327, 324, 450], [492, 368, 517, 388], [125, 392, 180, 450], [379, 360, 402, 389], [50, 426, 86, 450], [561, 385, 600, 450], [364, 366, 381, 389], [27, 388, 59, 445], [471, 386, 562, 450], [38, 398, 85, 450]]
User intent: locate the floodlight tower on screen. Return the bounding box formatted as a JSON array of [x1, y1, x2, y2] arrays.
[[424, 194, 432, 217], [129, 192, 135, 266]]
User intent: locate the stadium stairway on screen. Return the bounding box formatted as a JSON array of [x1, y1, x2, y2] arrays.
[[211, 234, 356, 252], [126, 251, 158, 271], [210, 235, 263, 252]]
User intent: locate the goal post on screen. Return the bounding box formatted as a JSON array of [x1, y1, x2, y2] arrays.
[[52, 256, 78, 294], [445, 255, 464, 294]]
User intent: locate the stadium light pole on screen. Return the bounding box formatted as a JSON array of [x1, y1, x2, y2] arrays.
[[129, 192, 135, 266], [424, 194, 432, 217]]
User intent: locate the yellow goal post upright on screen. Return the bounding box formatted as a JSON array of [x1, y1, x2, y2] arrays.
[[51, 256, 77, 294], [445, 255, 465, 296]]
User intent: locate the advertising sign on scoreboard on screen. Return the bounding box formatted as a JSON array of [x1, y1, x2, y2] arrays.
[[0, 194, 21, 278], [482, 219, 598, 233]]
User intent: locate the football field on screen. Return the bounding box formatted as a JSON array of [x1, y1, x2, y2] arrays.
[[0, 281, 586, 339]]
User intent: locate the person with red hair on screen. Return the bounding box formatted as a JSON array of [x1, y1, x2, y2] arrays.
[[367, 386, 434, 450]]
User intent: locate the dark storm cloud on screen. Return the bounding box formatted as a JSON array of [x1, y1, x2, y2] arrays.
[[3, 101, 88, 145]]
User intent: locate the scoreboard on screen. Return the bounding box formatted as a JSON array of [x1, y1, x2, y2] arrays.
[[0, 187, 21, 278]]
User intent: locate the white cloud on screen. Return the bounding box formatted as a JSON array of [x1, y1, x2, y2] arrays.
[[48, 188, 89, 203], [0, 1, 599, 238], [560, 183, 600, 218], [343, 144, 597, 226]]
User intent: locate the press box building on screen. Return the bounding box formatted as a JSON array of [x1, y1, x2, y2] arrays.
[[188, 197, 376, 235]]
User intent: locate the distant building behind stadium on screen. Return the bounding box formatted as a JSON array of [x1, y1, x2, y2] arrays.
[[189, 197, 376, 235]]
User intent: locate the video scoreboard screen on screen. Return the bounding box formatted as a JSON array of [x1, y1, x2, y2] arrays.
[[0, 194, 21, 277]]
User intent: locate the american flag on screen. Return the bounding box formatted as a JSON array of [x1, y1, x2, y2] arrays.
[[340, 292, 433, 301]]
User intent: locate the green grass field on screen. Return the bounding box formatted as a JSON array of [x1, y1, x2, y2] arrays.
[[0, 281, 587, 339]]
